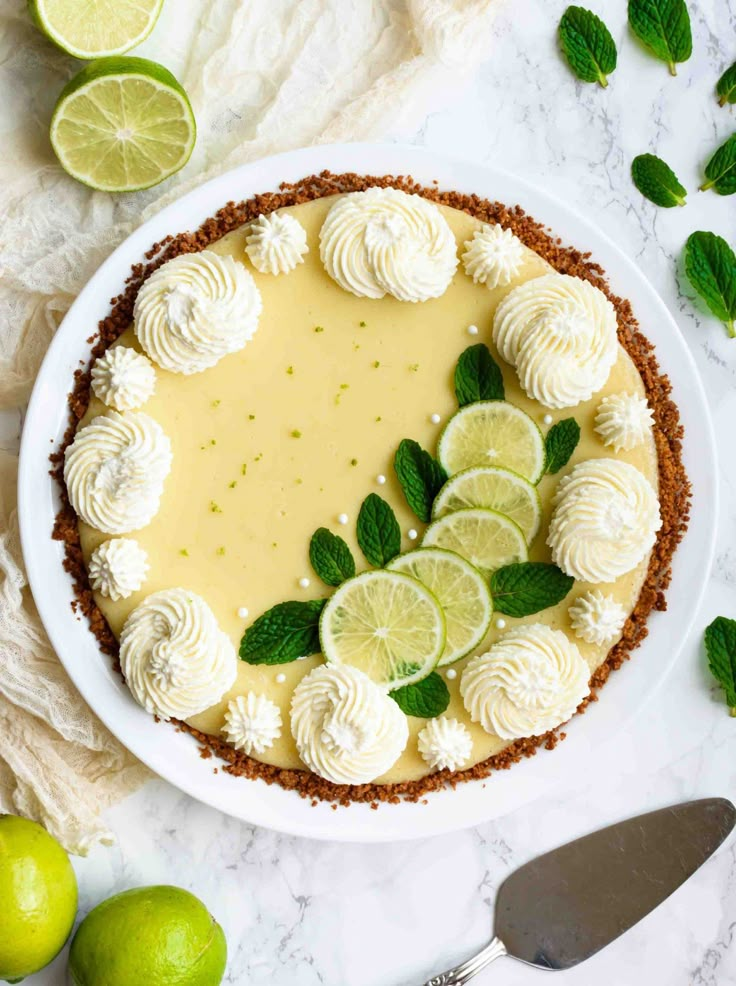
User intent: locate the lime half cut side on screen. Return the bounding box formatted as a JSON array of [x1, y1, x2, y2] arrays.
[[422, 507, 528, 580], [30, 0, 164, 58], [437, 401, 546, 484], [388, 548, 493, 666], [50, 57, 196, 193], [432, 465, 542, 544], [319, 570, 446, 690]]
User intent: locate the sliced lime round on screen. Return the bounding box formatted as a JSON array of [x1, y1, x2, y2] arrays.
[[319, 570, 446, 690], [432, 466, 542, 544], [30, 0, 164, 59], [388, 548, 493, 666], [422, 507, 528, 580]]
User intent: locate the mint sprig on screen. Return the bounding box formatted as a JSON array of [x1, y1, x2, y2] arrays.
[[631, 154, 687, 208], [390, 672, 450, 718], [704, 617, 736, 716], [309, 528, 355, 587], [491, 562, 574, 617], [628, 0, 692, 76], [454, 344, 504, 406], [357, 493, 401, 567], [684, 232, 736, 338], [717, 63, 736, 107], [700, 134, 736, 196], [545, 418, 580, 474], [559, 6, 617, 88], [240, 599, 325, 665], [394, 439, 447, 523]]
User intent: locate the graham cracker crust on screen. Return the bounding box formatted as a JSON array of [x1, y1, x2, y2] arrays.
[[50, 171, 691, 807]]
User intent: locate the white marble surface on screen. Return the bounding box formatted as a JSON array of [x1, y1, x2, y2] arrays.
[[23, 0, 736, 983]]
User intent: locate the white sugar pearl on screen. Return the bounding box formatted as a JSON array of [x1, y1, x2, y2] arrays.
[[338, 513, 349, 525], [467, 324, 479, 336], [276, 673, 286, 684], [496, 618, 506, 630], [430, 413, 441, 425], [376, 474, 386, 485], [407, 529, 418, 540], [237, 607, 249, 619], [543, 414, 553, 426], [298, 577, 310, 589], [446, 668, 458, 680]]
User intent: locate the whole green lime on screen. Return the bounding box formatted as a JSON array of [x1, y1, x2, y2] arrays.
[[68, 886, 227, 986], [0, 814, 78, 982]]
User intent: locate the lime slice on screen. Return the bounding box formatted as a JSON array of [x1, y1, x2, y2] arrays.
[[30, 0, 164, 58], [432, 466, 542, 544], [50, 57, 196, 192], [437, 401, 546, 484], [422, 507, 528, 579], [319, 570, 446, 690], [388, 548, 493, 666]]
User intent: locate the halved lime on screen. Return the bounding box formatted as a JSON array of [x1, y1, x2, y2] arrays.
[[388, 548, 493, 666], [422, 507, 528, 579], [50, 57, 196, 192], [319, 570, 446, 690], [432, 466, 541, 544], [30, 0, 164, 59], [437, 401, 546, 484]]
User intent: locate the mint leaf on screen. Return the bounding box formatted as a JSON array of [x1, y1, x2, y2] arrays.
[[700, 134, 736, 195], [454, 344, 504, 406], [394, 439, 447, 523], [717, 62, 736, 107], [631, 154, 687, 208], [491, 562, 574, 617], [309, 528, 355, 587], [357, 493, 401, 567], [545, 418, 580, 474], [684, 232, 736, 338], [559, 6, 617, 88], [628, 0, 692, 76], [390, 672, 450, 718], [240, 599, 325, 665], [704, 616, 736, 715]]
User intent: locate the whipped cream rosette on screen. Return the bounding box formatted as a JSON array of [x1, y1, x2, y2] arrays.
[[90, 346, 156, 411], [595, 393, 654, 452], [568, 590, 627, 645], [223, 693, 282, 755], [417, 716, 473, 772], [462, 223, 524, 289], [245, 212, 308, 275], [88, 538, 149, 601]]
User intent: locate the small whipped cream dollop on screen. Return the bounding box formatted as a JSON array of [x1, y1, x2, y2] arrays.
[[290, 665, 408, 785], [222, 693, 282, 755], [245, 212, 308, 275], [462, 223, 524, 289], [547, 458, 661, 583], [492, 274, 618, 408], [594, 393, 654, 452], [460, 624, 590, 740], [88, 538, 149, 601], [568, 590, 627, 646], [64, 411, 172, 534], [417, 716, 473, 772], [319, 187, 458, 303], [134, 251, 262, 374], [90, 347, 156, 411], [120, 588, 237, 720]]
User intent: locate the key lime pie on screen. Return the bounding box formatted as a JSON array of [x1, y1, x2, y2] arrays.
[[52, 172, 689, 805]]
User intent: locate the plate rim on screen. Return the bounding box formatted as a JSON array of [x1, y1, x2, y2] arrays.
[[18, 141, 719, 842]]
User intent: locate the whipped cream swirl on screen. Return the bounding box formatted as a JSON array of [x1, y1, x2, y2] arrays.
[[120, 588, 237, 720], [595, 393, 654, 452], [568, 590, 627, 646], [462, 223, 524, 289], [134, 251, 262, 374], [88, 538, 149, 601], [319, 187, 458, 303], [290, 665, 408, 785], [460, 624, 590, 740], [90, 347, 156, 411], [417, 716, 473, 772], [548, 458, 661, 583], [64, 411, 172, 534], [492, 274, 618, 408], [245, 212, 308, 275], [223, 693, 282, 755]]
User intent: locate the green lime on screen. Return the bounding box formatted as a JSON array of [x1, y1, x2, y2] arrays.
[[29, 0, 164, 59], [68, 886, 226, 986], [50, 57, 196, 192], [437, 401, 546, 484], [387, 548, 493, 666], [0, 814, 78, 982], [422, 507, 528, 580], [319, 570, 446, 690], [431, 465, 542, 543]]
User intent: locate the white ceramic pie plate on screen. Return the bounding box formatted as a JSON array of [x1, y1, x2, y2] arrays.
[[18, 143, 717, 842]]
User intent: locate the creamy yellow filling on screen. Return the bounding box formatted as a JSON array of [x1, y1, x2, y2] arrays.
[[78, 196, 658, 784]]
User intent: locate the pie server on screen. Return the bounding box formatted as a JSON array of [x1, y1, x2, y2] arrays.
[[423, 797, 735, 984]]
